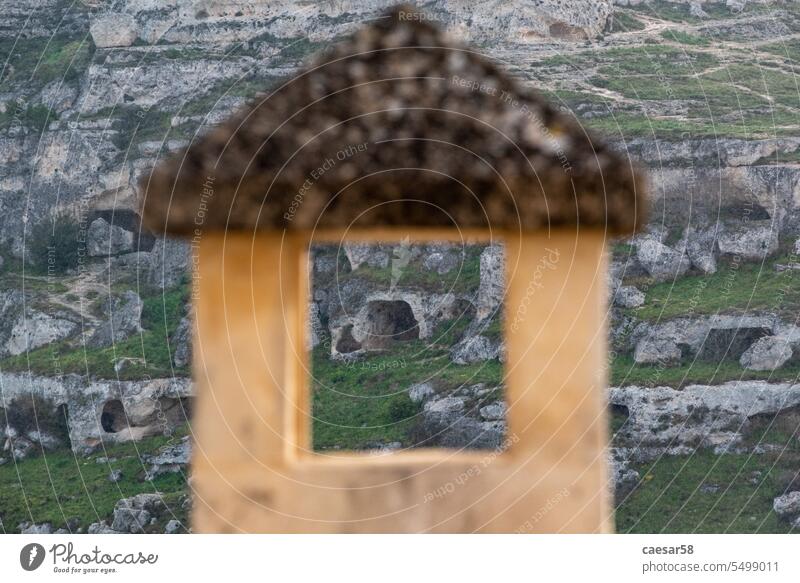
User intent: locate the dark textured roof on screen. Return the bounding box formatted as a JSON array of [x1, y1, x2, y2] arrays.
[[140, 5, 647, 237]]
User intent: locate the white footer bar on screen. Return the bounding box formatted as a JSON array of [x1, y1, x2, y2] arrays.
[[1, 534, 798, 581]]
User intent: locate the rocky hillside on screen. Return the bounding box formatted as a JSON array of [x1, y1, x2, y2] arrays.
[[309, 242, 506, 451], [1, 0, 800, 533]]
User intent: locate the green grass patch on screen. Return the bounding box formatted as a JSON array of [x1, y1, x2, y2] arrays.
[[660, 29, 710, 46], [311, 319, 504, 450], [616, 449, 800, 533], [0, 425, 190, 532], [759, 41, 800, 64], [0, 36, 94, 92], [628, 255, 800, 321], [610, 354, 800, 388], [611, 11, 647, 32], [704, 64, 800, 106], [0, 274, 68, 294], [628, 0, 752, 24]]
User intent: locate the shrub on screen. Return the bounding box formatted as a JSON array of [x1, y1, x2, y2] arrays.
[[27, 213, 81, 274], [386, 396, 419, 423]]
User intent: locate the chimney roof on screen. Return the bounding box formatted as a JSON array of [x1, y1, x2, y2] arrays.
[[140, 5, 647, 237]]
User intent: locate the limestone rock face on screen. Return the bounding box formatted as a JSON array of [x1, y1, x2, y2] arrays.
[[609, 381, 800, 453], [89, 13, 138, 48], [477, 244, 505, 320], [307, 302, 325, 350], [689, 2, 710, 18], [147, 238, 190, 289], [38, 80, 78, 114], [89, 291, 143, 347], [0, 372, 192, 451], [718, 222, 779, 260], [87, 218, 135, 257], [451, 334, 501, 364], [423, 251, 459, 275], [344, 243, 390, 271], [443, 0, 612, 41], [630, 314, 777, 363], [740, 336, 794, 371]]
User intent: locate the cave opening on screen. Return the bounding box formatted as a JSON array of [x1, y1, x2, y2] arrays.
[[360, 300, 420, 350], [89, 209, 156, 251], [698, 326, 771, 361], [100, 399, 127, 433], [335, 324, 362, 354]]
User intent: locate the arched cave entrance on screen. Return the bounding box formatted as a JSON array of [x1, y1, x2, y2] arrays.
[[89, 209, 156, 252], [698, 326, 770, 361], [101, 399, 127, 433], [100, 397, 192, 434], [335, 324, 362, 354], [360, 300, 420, 350]]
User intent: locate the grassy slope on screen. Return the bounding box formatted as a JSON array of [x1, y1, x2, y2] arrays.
[[540, 1, 800, 140], [615, 405, 800, 533], [617, 449, 799, 533], [0, 425, 190, 533], [0, 284, 190, 380], [627, 254, 800, 321], [311, 334, 504, 450]]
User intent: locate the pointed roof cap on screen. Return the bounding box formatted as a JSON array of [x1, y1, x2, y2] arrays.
[[140, 5, 647, 237]]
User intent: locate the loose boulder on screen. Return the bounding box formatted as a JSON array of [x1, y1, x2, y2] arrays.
[[633, 337, 681, 365], [740, 336, 794, 371], [614, 285, 645, 309], [4, 310, 77, 356], [143, 436, 191, 480], [773, 491, 800, 519], [110, 493, 166, 533], [87, 218, 135, 257], [684, 226, 718, 274], [408, 382, 435, 404], [635, 238, 690, 281]]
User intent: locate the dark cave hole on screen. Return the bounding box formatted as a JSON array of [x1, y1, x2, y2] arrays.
[[101, 399, 127, 433], [360, 300, 420, 350]]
